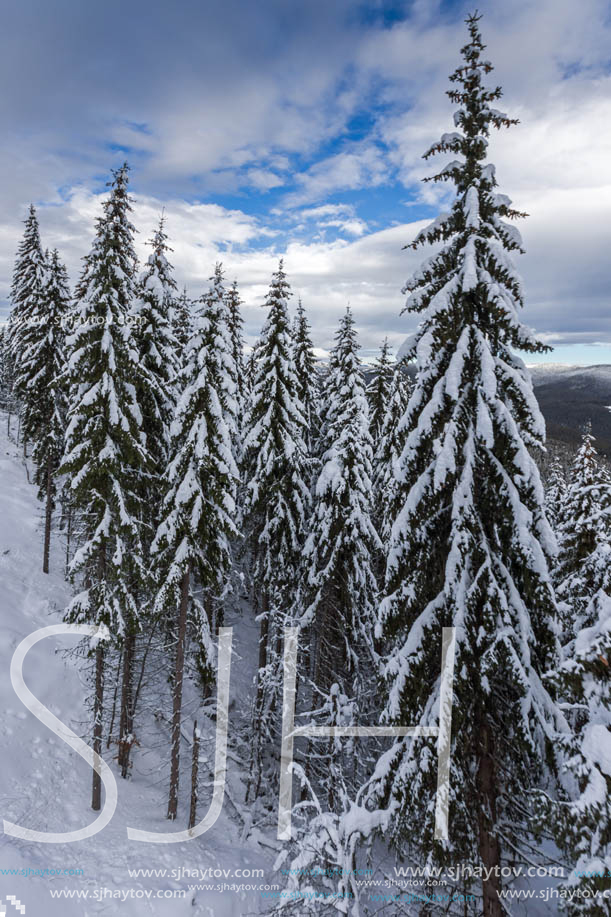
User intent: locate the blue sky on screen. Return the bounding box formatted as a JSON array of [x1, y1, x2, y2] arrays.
[[2, 0, 611, 361]]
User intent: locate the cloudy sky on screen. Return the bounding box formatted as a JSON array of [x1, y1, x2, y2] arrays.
[[2, 0, 611, 362]]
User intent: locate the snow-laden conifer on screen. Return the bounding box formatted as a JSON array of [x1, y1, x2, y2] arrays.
[[292, 298, 320, 453], [545, 454, 568, 535], [545, 550, 611, 913], [372, 360, 412, 548], [301, 307, 380, 696], [555, 428, 611, 624], [110, 216, 180, 777], [60, 162, 147, 809], [540, 434, 611, 912], [7, 206, 47, 436], [62, 163, 145, 633], [371, 16, 566, 911], [366, 338, 393, 447], [152, 262, 239, 819], [173, 285, 193, 352], [225, 280, 246, 435], [131, 215, 179, 495], [242, 260, 311, 798], [20, 249, 71, 573], [245, 343, 259, 396], [243, 260, 310, 609], [0, 328, 13, 419]]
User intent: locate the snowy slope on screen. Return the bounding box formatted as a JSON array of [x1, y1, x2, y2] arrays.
[[0, 415, 571, 916], [0, 415, 276, 917]]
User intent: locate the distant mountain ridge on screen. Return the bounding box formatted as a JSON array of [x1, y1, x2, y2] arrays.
[[330, 360, 611, 455], [527, 364, 611, 455], [376, 360, 611, 457]]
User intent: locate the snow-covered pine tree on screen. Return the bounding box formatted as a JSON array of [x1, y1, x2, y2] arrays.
[[292, 298, 320, 453], [536, 431, 611, 912], [114, 215, 179, 778], [366, 338, 393, 447], [0, 327, 12, 423], [225, 279, 246, 435], [173, 285, 193, 352], [19, 248, 71, 573], [545, 453, 568, 535], [298, 308, 380, 813], [542, 538, 611, 913], [555, 428, 611, 628], [60, 163, 148, 809], [372, 15, 565, 912], [152, 262, 239, 820], [242, 260, 311, 800], [132, 215, 179, 503], [372, 359, 412, 548], [199, 264, 239, 635], [7, 205, 47, 447], [301, 307, 380, 698]]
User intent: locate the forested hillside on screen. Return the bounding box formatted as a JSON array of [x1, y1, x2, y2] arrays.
[[0, 14, 609, 917]]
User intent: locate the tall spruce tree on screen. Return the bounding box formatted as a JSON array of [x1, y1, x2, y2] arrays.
[[60, 163, 148, 810], [538, 436, 611, 913], [373, 360, 412, 548], [558, 614, 611, 914], [8, 205, 47, 445], [366, 338, 394, 447], [19, 248, 71, 573], [545, 453, 568, 536], [152, 262, 239, 820], [0, 328, 12, 422], [201, 264, 239, 630], [242, 260, 311, 799], [245, 343, 259, 396], [173, 285, 193, 352], [544, 533, 611, 913], [301, 307, 380, 696], [371, 16, 565, 912], [112, 216, 179, 778], [225, 279, 246, 437], [132, 215, 179, 500], [292, 298, 319, 453], [555, 428, 611, 626]]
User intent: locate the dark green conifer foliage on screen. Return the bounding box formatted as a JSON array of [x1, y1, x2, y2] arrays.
[[60, 162, 148, 808], [372, 16, 564, 912], [292, 298, 320, 453], [366, 338, 393, 447]]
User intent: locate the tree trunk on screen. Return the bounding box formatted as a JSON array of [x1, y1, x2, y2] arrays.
[[65, 504, 72, 576], [92, 645, 105, 811], [107, 648, 122, 749], [118, 631, 135, 777], [42, 457, 53, 574], [167, 566, 190, 820], [189, 721, 200, 830], [477, 722, 502, 916], [133, 622, 157, 714], [246, 590, 269, 803], [256, 594, 269, 714], [202, 590, 216, 702]]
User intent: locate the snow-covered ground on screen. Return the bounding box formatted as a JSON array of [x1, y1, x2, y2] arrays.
[[0, 414, 277, 916]]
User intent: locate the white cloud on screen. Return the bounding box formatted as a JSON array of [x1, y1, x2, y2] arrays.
[[245, 169, 285, 191], [281, 143, 390, 208], [283, 203, 369, 238]]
